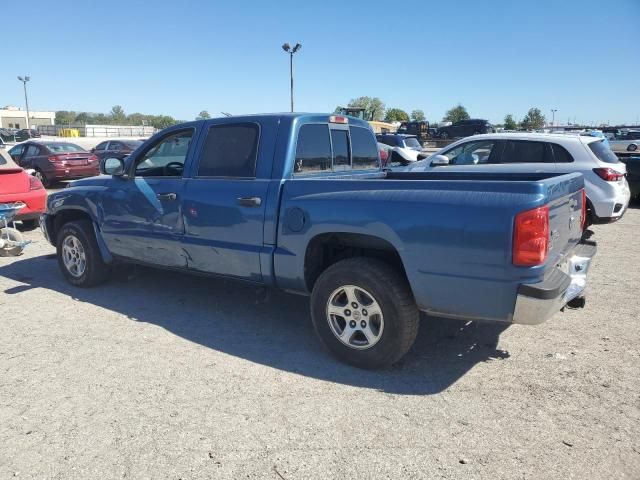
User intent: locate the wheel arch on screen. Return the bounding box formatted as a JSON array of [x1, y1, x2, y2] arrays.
[[50, 208, 113, 263], [303, 232, 409, 293]]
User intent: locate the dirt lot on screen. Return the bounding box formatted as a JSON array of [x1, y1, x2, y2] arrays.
[[1, 206, 638, 479]]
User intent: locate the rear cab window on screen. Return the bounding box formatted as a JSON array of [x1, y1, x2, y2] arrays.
[[588, 139, 620, 164], [294, 122, 380, 175]]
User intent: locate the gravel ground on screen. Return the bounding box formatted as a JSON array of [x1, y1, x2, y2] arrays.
[[0, 205, 638, 479]]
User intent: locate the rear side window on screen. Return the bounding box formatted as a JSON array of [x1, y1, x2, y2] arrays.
[[588, 140, 619, 164], [501, 140, 553, 163], [331, 130, 350, 170], [25, 145, 41, 157], [350, 126, 379, 170], [198, 123, 259, 177], [550, 143, 574, 163], [295, 124, 331, 173]]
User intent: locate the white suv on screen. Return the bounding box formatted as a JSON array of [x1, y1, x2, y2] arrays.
[[405, 132, 630, 224]]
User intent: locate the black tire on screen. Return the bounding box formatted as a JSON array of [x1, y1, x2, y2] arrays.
[[34, 169, 50, 188], [310, 257, 420, 369], [439, 132, 449, 140], [18, 219, 39, 231], [56, 220, 110, 287], [628, 144, 638, 152]]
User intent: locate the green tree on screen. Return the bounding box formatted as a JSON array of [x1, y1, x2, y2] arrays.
[[110, 105, 126, 124], [347, 96, 386, 121], [520, 108, 546, 130], [443, 104, 470, 123], [411, 109, 426, 122], [384, 108, 410, 123], [196, 110, 211, 120], [55, 110, 76, 125], [503, 114, 517, 130]]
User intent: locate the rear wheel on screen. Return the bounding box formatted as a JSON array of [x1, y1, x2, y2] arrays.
[[628, 144, 638, 152], [311, 257, 420, 369], [34, 169, 50, 188], [56, 220, 110, 287]]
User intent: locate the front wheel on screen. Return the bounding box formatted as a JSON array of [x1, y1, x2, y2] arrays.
[[627, 144, 638, 152], [311, 257, 420, 369], [56, 220, 110, 287]]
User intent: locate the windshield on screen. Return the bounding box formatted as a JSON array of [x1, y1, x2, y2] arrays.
[[404, 137, 421, 149], [588, 139, 619, 164], [46, 143, 86, 153]]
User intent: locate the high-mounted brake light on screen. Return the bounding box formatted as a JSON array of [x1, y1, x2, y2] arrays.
[[329, 115, 348, 124], [580, 188, 587, 230], [513, 205, 549, 266], [593, 168, 624, 182]]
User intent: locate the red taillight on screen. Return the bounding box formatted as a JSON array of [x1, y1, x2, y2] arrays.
[[513, 205, 549, 266], [29, 175, 44, 190], [379, 148, 389, 166], [593, 167, 624, 182], [580, 189, 587, 230], [48, 155, 61, 163]]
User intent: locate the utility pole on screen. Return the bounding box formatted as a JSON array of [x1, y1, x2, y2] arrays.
[[17, 75, 31, 130], [281, 43, 302, 112], [551, 109, 557, 126]]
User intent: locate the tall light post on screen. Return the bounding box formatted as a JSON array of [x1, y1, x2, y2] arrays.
[[551, 109, 557, 127], [17, 75, 31, 130], [282, 42, 302, 112]]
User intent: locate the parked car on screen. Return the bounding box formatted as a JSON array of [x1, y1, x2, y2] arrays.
[[609, 130, 640, 154], [14, 129, 41, 142], [437, 119, 493, 139], [376, 134, 423, 163], [402, 132, 630, 225], [620, 156, 640, 200], [397, 121, 431, 142], [0, 149, 46, 230], [8, 141, 99, 187], [91, 139, 143, 163], [41, 114, 596, 369]]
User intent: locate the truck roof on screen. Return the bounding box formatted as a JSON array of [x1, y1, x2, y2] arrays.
[[197, 112, 371, 129]]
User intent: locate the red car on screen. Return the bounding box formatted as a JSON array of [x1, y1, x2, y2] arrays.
[[0, 149, 46, 230], [8, 141, 99, 187]]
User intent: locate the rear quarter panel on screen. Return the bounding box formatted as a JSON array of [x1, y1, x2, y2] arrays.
[[275, 173, 584, 322]]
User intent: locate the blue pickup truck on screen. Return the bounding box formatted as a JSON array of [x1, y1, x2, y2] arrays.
[[42, 113, 596, 368]]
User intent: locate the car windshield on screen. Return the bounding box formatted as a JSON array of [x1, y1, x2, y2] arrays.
[[588, 139, 619, 164], [404, 137, 421, 149], [46, 143, 86, 153]]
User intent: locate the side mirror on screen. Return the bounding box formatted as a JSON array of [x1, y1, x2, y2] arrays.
[[101, 157, 125, 176], [430, 154, 450, 166], [90, 148, 95, 153]]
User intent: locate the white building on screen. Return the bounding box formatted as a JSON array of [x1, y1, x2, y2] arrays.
[[0, 105, 55, 129]]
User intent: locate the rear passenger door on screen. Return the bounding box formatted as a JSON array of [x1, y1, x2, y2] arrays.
[[180, 120, 274, 281]]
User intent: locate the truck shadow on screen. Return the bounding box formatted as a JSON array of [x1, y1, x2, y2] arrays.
[[1, 254, 510, 395]]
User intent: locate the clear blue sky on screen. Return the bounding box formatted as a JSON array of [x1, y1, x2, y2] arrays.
[[3, 0, 639, 125]]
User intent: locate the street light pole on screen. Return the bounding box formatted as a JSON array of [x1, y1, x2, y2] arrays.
[[551, 109, 557, 127], [17, 75, 31, 130], [282, 43, 302, 112]]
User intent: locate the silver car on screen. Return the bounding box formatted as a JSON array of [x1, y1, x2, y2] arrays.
[[609, 130, 640, 154]]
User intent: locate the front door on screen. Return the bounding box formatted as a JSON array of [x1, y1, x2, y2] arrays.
[[99, 127, 197, 268], [180, 121, 268, 282]]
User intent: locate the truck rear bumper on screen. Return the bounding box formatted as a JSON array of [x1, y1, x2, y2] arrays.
[[512, 242, 597, 325]]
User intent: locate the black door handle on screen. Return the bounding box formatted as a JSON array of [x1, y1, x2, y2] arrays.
[[237, 196, 262, 207], [156, 193, 177, 201]]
